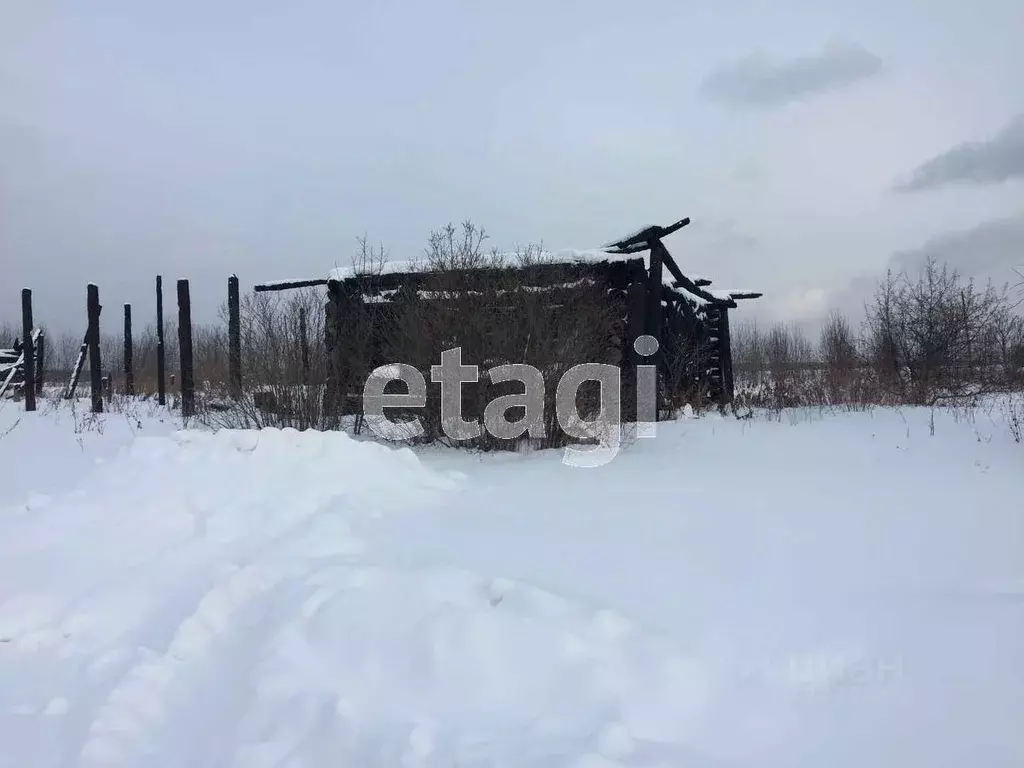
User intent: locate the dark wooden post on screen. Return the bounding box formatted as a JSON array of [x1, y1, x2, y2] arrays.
[[299, 307, 310, 385], [177, 279, 195, 418], [35, 331, 45, 396], [156, 276, 166, 406], [228, 274, 241, 399], [645, 243, 665, 420], [645, 242, 665, 352], [123, 303, 134, 396], [87, 283, 103, 413], [624, 280, 647, 422], [323, 290, 340, 422], [720, 306, 734, 403], [21, 288, 36, 412]]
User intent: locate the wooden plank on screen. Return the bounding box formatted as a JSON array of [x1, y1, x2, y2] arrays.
[[0, 350, 21, 400], [65, 327, 91, 398]]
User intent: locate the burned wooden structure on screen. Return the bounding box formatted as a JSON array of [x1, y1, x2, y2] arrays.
[[0, 329, 44, 401], [255, 216, 761, 426]]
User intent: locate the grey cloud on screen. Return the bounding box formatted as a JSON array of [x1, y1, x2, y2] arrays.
[[699, 41, 883, 109], [889, 214, 1024, 283], [830, 215, 1024, 321], [896, 115, 1024, 192]]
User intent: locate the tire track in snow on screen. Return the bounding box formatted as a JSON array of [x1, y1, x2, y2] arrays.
[[8, 427, 725, 766], [76, 558, 720, 768], [78, 562, 296, 767], [228, 566, 717, 767], [75, 495, 370, 766]]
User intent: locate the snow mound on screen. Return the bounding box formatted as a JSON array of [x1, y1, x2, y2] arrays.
[[82, 565, 712, 767], [0, 426, 716, 767]]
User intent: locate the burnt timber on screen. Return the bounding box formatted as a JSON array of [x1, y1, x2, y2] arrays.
[[255, 215, 762, 414]]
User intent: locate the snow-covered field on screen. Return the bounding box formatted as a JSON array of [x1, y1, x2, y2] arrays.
[[1, 398, 1022, 767]]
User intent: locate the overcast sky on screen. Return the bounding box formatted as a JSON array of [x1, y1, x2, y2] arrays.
[[3, 0, 1022, 334]]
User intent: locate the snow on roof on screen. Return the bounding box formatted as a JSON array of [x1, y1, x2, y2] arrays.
[[672, 285, 710, 308], [709, 289, 760, 300], [327, 248, 685, 284], [328, 260, 427, 282], [599, 225, 652, 249], [258, 278, 325, 288]]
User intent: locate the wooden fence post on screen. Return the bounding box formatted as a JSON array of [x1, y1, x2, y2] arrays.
[[123, 303, 134, 396], [35, 331, 45, 396], [299, 307, 310, 386], [177, 279, 195, 418], [228, 274, 241, 399], [21, 288, 36, 412], [156, 275, 166, 406], [87, 283, 103, 413]]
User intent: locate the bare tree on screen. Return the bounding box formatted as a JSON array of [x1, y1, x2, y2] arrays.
[[865, 257, 1020, 404]]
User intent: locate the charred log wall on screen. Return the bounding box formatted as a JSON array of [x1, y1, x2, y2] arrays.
[[322, 256, 733, 444]]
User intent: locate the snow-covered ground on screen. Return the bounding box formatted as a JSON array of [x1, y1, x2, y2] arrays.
[[1, 398, 1022, 767]]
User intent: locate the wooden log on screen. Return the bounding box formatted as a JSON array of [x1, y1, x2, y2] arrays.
[[654, 241, 734, 307], [723, 291, 763, 301], [228, 274, 241, 399], [626, 281, 647, 366], [87, 283, 103, 413], [720, 307, 734, 403], [21, 288, 35, 412], [123, 303, 134, 396], [622, 280, 647, 423], [156, 275, 166, 406], [603, 216, 691, 252], [254, 278, 329, 292], [34, 331, 45, 396], [65, 321, 96, 399], [645, 243, 664, 367], [0, 355, 18, 401], [177, 279, 195, 418]]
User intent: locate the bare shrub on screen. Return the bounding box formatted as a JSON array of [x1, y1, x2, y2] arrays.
[[201, 287, 330, 431], [736, 322, 818, 412], [865, 257, 1021, 405], [1002, 393, 1024, 443], [817, 311, 879, 407]]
